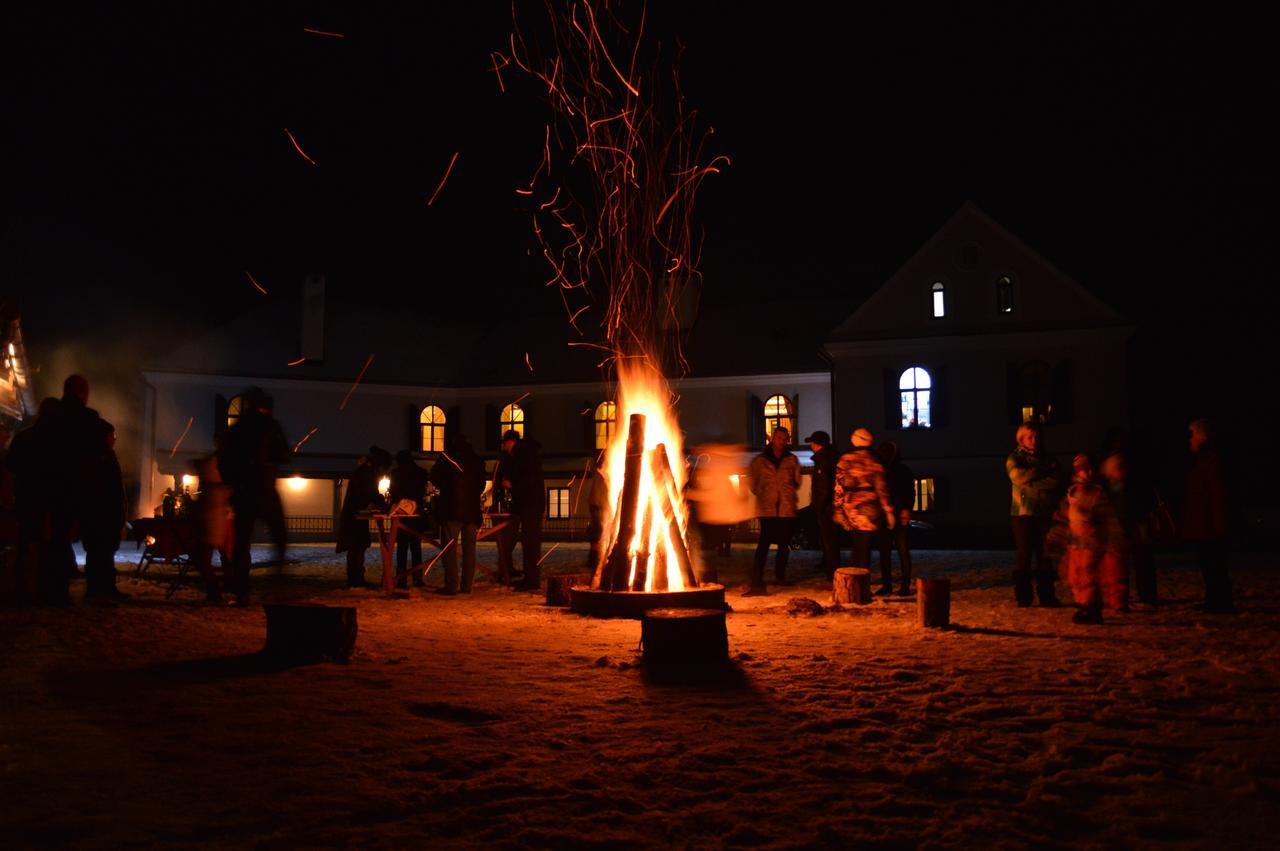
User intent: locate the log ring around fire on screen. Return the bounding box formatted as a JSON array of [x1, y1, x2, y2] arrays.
[[569, 584, 726, 619]]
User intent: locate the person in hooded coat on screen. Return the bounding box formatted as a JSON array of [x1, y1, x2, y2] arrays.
[[833, 427, 896, 574]]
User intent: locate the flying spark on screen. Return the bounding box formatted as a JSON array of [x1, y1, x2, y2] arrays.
[[287, 357, 306, 366], [168, 417, 194, 459], [427, 151, 460, 206], [283, 128, 317, 166], [245, 271, 268, 295], [339, 354, 376, 411], [302, 27, 345, 38], [293, 427, 319, 453]]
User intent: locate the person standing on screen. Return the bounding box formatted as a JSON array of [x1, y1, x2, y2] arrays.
[[833, 427, 895, 575], [1006, 422, 1063, 607], [1183, 419, 1233, 613], [506, 432, 546, 591], [805, 430, 840, 581], [81, 419, 128, 602], [217, 388, 290, 606], [389, 450, 429, 588], [584, 452, 611, 575], [1048, 454, 1124, 624], [745, 426, 801, 596], [431, 437, 486, 595], [336, 447, 390, 589], [875, 441, 915, 596], [1099, 427, 1159, 608]]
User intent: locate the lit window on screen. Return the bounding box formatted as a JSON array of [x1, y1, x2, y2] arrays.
[[763, 395, 794, 440], [594, 401, 617, 450], [420, 405, 446, 452], [226, 395, 245, 428], [931, 282, 946, 318], [501, 403, 525, 439], [913, 478, 936, 512], [547, 487, 570, 519], [898, 367, 932, 429], [997, 275, 1014, 314]]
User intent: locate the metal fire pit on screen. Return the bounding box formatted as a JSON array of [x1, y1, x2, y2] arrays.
[[569, 583, 726, 619]]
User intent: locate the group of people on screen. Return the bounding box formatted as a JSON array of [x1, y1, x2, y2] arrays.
[[1010, 418, 1232, 623], [334, 428, 544, 597], [743, 424, 916, 597], [1, 375, 127, 606], [740, 417, 1234, 621]]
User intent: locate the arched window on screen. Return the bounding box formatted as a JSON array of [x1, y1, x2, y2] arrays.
[[226, 394, 245, 428], [997, 275, 1014, 314], [898, 367, 932, 429], [419, 405, 446, 452], [500, 403, 525, 439], [594, 401, 617, 450], [763, 394, 794, 440], [931, 282, 946, 318]]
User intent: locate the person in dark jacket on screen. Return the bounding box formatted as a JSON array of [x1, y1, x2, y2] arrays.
[[82, 419, 128, 601], [337, 446, 391, 589], [431, 437, 486, 594], [806, 430, 840, 581], [1183, 419, 1233, 613], [493, 430, 545, 591], [389, 450, 429, 588], [217, 387, 290, 605], [58, 376, 105, 589], [6, 397, 63, 605], [876, 441, 915, 596], [1099, 427, 1160, 607]]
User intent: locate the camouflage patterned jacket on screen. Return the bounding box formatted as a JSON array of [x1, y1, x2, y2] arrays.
[[833, 448, 894, 532], [1005, 447, 1062, 517]]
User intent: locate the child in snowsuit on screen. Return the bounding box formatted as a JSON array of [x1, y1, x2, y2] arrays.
[[1048, 454, 1126, 624]]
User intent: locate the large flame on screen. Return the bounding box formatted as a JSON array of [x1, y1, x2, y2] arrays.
[[601, 360, 691, 592]]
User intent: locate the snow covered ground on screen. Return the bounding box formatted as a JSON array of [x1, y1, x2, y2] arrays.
[[3, 543, 1278, 848]]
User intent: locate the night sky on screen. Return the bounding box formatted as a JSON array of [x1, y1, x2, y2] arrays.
[[7, 3, 1276, 484]]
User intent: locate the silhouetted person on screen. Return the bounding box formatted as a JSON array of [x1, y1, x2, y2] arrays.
[[82, 419, 128, 602], [390, 449, 429, 588], [59, 374, 104, 587], [337, 446, 390, 588], [1183, 419, 1233, 613], [834, 427, 895, 575], [746, 426, 801, 596], [217, 387, 289, 606], [5, 405, 59, 607], [257, 396, 289, 567], [584, 452, 611, 575], [806, 430, 839, 580], [1099, 427, 1159, 607], [1005, 422, 1063, 607], [499, 431, 545, 591], [431, 437, 486, 595], [876, 440, 915, 596], [191, 452, 231, 602]]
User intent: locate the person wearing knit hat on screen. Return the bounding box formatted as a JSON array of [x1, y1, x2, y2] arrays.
[[833, 427, 896, 573]]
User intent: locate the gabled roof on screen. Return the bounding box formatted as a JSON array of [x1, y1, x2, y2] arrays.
[[828, 202, 1126, 343]]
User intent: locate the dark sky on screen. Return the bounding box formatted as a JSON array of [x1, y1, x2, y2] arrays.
[[7, 3, 1275, 434]]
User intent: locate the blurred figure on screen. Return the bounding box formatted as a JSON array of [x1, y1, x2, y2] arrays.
[[59, 375, 104, 585], [746, 426, 801, 595], [81, 419, 128, 602], [1005, 422, 1063, 607], [805, 430, 839, 580], [875, 440, 915, 596], [1183, 419, 1233, 613], [584, 452, 611, 576], [1048, 454, 1124, 624], [0, 425, 24, 605], [257, 396, 289, 567], [834, 427, 895, 574], [686, 443, 753, 577], [217, 387, 290, 606], [190, 452, 231, 602], [390, 450, 429, 588], [1099, 427, 1159, 607], [494, 430, 544, 591], [431, 437, 486, 595], [337, 446, 391, 589], [5, 398, 61, 604]]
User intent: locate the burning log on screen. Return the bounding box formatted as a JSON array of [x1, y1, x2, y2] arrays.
[[651, 443, 698, 589], [832, 568, 872, 605], [601, 413, 646, 591], [631, 503, 654, 591], [917, 578, 951, 628]]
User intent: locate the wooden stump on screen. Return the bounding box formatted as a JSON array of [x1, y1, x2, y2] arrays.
[[545, 572, 592, 607], [916, 578, 950, 628], [832, 567, 872, 605], [641, 608, 728, 667], [264, 604, 358, 662]]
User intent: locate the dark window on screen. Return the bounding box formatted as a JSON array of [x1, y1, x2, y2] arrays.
[[997, 276, 1014, 314]]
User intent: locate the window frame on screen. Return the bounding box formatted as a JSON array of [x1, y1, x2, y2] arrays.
[[226, 394, 245, 429], [913, 477, 936, 512], [500, 403, 525, 440], [419, 405, 447, 453], [930, 282, 946, 319], [996, 275, 1015, 315], [546, 486, 570, 519], [898, 366, 933, 430], [594, 401, 617, 451], [762, 394, 795, 442]]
